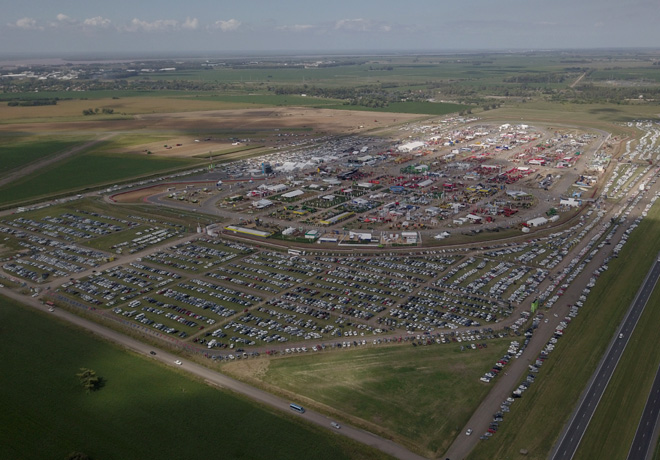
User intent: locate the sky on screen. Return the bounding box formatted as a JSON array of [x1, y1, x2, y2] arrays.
[[1, 0, 659, 57]]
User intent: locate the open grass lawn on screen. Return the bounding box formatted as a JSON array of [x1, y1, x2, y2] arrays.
[[0, 135, 89, 176], [0, 153, 200, 206], [468, 205, 660, 460], [0, 296, 388, 460], [223, 339, 511, 457]]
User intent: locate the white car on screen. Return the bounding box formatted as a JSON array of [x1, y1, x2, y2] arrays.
[[466, 428, 473, 436], [331, 422, 341, 429], [174, 360, 182, 365]]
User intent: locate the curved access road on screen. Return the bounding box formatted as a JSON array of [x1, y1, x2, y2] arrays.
[[0, 288, 426, 460], [550, 253, 660, 460]]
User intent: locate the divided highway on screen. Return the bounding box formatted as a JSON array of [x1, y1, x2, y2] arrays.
[[628, 360, 660, 460], [551, 253, 660, 460]]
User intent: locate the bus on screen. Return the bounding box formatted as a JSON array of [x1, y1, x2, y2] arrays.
[[289, 403, 305, 413]]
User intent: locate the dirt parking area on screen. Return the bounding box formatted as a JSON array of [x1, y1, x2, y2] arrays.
[[110, 185, 172, 203]]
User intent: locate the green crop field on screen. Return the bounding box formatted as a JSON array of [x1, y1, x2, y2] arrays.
[[468, 203, 660, 460], [0, 152, 200, 206], [0, 296, 389, 460], [0, 135, 90, 176], [223, 339, 512, 458]]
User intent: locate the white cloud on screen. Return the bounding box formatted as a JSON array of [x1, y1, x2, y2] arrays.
[[49, 13, 80, 28], [334, 18, 391, 33], [83, 16, 112, 28], [276, 24, 314, 32], [56, 13, 77, 24], [334, 18, 371, 32], [182, 17, 199, 30], [11, 17, 41, 30], [211, 19, 241, 32], [125, 18, 179, 32]]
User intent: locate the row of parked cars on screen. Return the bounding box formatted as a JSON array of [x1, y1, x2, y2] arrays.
[[480, 340, 519, 384], [480, 312, 572, 441]]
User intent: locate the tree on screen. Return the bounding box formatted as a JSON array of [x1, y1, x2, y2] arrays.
[[76, 368, 103, 393], [66, 452, 91, 460]]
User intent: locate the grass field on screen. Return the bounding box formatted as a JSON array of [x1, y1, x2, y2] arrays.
[[0, 152, 200, 206], [0, 295, 390, 460], [467, 206, 660, 460], [0, 135, 89, 176], [222, 339, 512, 458]]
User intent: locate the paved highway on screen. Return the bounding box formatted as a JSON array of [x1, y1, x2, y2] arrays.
[[551, 254, 660, 460], [628, 360, 660, 460]]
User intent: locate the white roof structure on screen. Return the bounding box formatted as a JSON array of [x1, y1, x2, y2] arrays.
[[253, 199, 273, 208], [282, 189, 304, 199], [397, 141, 425, 152], [349, 231, 372, 240], [560, 197, 581, 207], [527, 217, 548, 227], [506, 190, 531, 199], [267, 184, 287, 193]]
